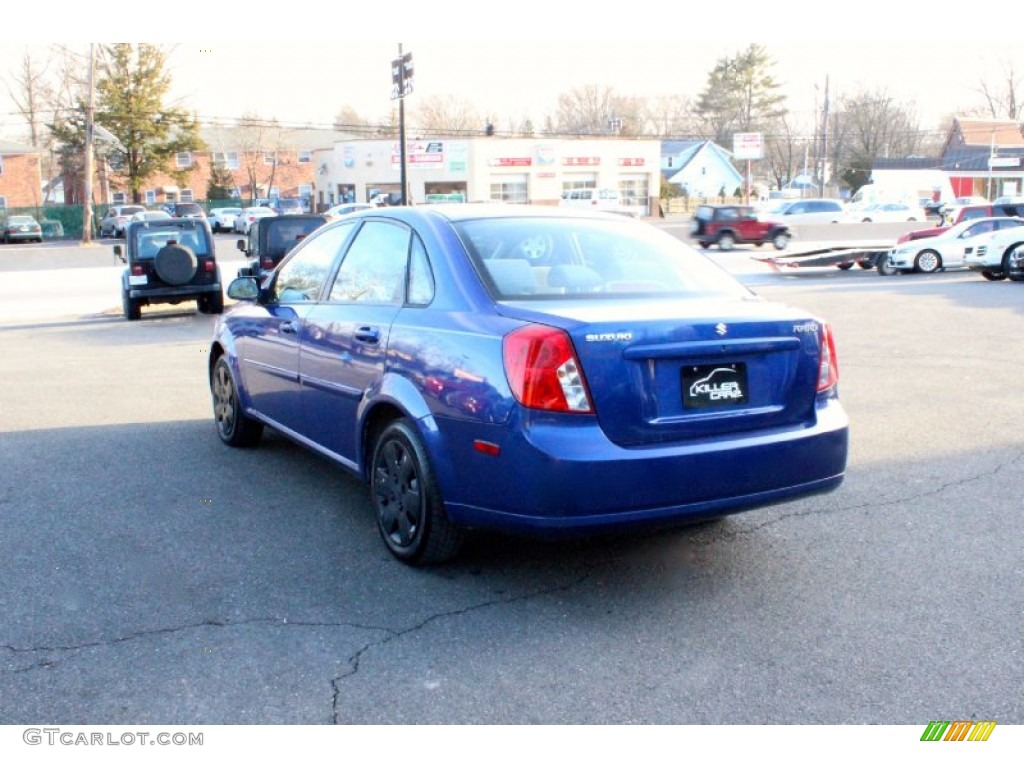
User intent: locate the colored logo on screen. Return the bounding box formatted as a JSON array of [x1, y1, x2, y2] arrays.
[[920, 721, 996, 742]]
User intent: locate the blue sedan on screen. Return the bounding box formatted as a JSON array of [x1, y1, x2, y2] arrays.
[[208, 205, 848, 564]]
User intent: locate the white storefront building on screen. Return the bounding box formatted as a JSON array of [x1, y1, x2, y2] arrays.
[[312, 137, 662, 214]]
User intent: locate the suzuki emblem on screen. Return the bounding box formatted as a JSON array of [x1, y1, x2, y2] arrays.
[[715, 323, 728, 336]]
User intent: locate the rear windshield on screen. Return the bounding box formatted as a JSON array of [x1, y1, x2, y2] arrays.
[[175, 203, 203, 214], [276, 199, 303, 211], [454, 217, 750, 301], [264, 219, 323, 256], [133, 227, 210, 259]]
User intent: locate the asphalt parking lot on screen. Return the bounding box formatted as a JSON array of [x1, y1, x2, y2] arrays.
[[1, 229, 1022, 727]]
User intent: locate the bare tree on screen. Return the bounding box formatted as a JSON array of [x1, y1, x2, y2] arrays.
[[643, 94, 700, 137], [5, 51, 49, 148], [764, 114, 811, 191], [548, 85, 644, 137], [835, 88, 923, 192], [333, 104, 373, 135], [235, 113, 285, 203], [975, 59, 1023, 121], [409, 94, 481, 136]]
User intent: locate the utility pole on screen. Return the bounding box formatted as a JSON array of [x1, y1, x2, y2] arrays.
[[82, 43, 95, 244], [391, 44, 413, 205], [820, 76, 830, 196]]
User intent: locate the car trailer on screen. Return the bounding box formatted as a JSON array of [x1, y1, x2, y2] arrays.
[[751, 242, 897, 275]]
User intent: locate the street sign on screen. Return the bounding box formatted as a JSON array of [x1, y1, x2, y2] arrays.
[[733, 132, 763, 160]]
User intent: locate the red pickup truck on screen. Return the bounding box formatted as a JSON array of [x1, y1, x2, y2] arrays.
[[897, 203, 1024, 244]]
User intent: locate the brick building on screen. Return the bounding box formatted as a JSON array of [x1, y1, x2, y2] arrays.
[[94, 126, 355, 210], [0, 140, 44, 210]]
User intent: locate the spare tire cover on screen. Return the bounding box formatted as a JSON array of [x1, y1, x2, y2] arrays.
[[154, 244, 198, 285]]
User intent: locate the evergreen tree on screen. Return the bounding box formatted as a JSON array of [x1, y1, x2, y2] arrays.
[[92, 44, 203, 203], [696, 44, 787, 146]]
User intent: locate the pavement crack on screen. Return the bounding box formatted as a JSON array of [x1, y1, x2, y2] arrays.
[[330, 570, 594, 723], [724, 446, 1024, 538]]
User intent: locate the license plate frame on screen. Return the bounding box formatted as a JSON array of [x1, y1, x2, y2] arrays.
[[682, 363, 749, 409]]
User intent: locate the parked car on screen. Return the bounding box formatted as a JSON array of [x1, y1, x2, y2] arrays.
[[758, 198, 850, 224], [209, 205, 848, 564], [324, 202, 374, 221], [99, 205, 146, 237], [129, 210, 173, 224], [886, 217, 1024, 274], [558, 188, 637, 216], [259, 197, 304, 215], [234, 206, 276, 235], [168, 202, 206, 220], [690, 204, 790, 250], [942, 202, 1024, 226], [115, 218, 223, 320], [1, 214, 43, 244], [236, 214, 328, 278], [208, 207, 243, 233], [963, 222, 1024, 280], [856, 202, 926, 222]]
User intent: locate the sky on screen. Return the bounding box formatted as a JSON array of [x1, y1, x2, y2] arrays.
[[0, 5, 1021, 144]]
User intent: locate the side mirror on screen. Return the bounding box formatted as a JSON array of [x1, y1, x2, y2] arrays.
[[113, 244, 124, 263], [227, 276, 260, 302]]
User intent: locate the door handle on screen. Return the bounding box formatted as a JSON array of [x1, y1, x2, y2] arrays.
[[355, 326, 381, 344], [279, 321, 297, 335]]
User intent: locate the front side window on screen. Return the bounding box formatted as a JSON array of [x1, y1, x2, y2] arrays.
[[273, 222, 356, 303], [329, 221, 410, 304]]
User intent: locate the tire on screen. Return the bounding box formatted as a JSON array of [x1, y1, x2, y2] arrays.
[[862, 218, 873, 223], [371, 419, 464, 565], [857, 260, 874, 269], [981, 270, 1006, 281], [837, 262, 854, 270], [1000, 246, 1020, 277], [154, 244, 198, 285], [698, 241, 709, 249], [206, 290, 224, 314], [211, 356, 263, 448], [877, 254, 897, 276], [914, 249, 941, 274], [121, 288, 140, 321], [771, 232, 789, 250], [717, 232, 736, 251]]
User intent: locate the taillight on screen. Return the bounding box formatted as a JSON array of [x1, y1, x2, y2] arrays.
[[130, 264, 145, 276], [261, 257, 274, 269], [203, 260, 215, 273], [503, 325, 592, 413], [817, 323, 839, 392]]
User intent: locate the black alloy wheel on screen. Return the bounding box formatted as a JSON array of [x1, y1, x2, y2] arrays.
[[371, 419, 464, 565]]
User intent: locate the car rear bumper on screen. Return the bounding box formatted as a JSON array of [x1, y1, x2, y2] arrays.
[[128, 283, 221, 300], [434, 397, 849, 534]]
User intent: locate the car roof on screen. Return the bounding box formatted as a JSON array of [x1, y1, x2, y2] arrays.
[[342, 203, 636, 225]]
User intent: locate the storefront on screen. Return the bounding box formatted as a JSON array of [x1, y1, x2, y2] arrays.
[[315, 137, 660, 213]]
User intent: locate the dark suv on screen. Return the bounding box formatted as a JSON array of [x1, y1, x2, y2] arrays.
[[236, 214, 327, 278], [690, 204, 790, 250], [115, 218, 223, 320]]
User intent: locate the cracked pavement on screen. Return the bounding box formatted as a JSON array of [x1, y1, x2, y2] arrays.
[[1, 265, 1022, 724]]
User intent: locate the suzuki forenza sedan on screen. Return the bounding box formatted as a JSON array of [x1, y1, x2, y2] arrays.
[[209, 205, 848, 565]]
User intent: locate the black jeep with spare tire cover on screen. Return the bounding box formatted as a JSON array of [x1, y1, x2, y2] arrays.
[[115, 218, 223, 320]]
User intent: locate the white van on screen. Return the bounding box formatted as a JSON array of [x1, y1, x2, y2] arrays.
[[559, 188, 638, 216]]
